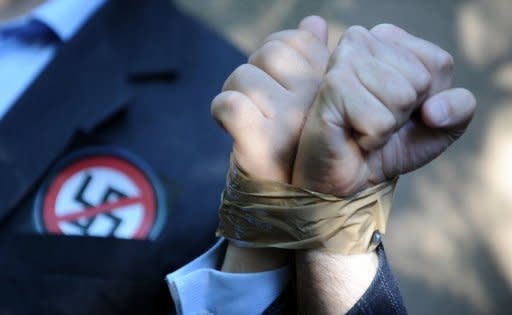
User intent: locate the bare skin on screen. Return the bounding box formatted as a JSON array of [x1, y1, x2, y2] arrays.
[[0, 0, 45, 22], [293, 24, 476, 314], [212, 16, 330, 273], [214, 17, 475, 314]]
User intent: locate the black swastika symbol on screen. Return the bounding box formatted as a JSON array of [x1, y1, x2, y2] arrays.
[[70, 173, 127, 236]]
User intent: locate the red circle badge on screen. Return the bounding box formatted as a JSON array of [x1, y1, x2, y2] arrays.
[[34, 147, 166, 240]]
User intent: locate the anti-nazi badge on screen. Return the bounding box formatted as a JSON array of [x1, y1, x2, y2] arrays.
[[34, 147, 166, 240]]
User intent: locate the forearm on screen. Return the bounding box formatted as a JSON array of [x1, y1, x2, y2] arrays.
[[295, 249, 378, 314]]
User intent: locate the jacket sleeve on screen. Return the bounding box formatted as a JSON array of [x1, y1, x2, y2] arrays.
[[263, 244, 408, 315]]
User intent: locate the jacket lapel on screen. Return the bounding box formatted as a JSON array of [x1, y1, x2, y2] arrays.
[[0, 0, 185, 223], [0, 34, 130, 221]]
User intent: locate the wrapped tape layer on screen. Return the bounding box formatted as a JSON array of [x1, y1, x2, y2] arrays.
[[217, 157, 398, 254]]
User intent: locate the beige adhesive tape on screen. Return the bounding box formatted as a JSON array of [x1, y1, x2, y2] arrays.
[[216, 156, 398, 254]]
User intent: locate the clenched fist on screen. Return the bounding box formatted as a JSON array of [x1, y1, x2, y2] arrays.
[[212, 16, 329, 183], [292, 24, 476, 196], [212, 16, 329, 273]]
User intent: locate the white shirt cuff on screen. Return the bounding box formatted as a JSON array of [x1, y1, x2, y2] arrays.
[[166, 238, 289, 315]]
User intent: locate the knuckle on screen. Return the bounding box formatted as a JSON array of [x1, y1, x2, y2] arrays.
[[323, 69, 348, 93], [264, 30, 304, 44], [398, 85, 418, 109], [224, 64, 255, 89], [210, 96, 222, 116], [261, 39, 287, 55], [333, 44, 359, 66], [391, 84, 417, 111], [371, 111, 396, 137], [344, 25, 370, 41], [415, 69, 432, 94], [434, 50, 454, 73], [235, 63, 256, 77], [251, 40, 287, 66], [327, 64, 357, 90], [341, 44, 359, 59], [262, 30, 286, 43], [223, 91, 243, 110], [247, 50, 258, 64], [211, 91, 238, 115], [267, 30, 325, 60], [211, 96, 230, 123], [293, 29, 317, 44], [370, 23, 404, 36]]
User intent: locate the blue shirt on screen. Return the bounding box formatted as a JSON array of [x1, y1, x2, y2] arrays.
[[0, 1, 288, 313], [167, 239, 289, 315]]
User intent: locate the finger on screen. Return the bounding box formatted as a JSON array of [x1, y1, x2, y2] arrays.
[[248, 39, 316, 93], [375, 88, 476, 178], [264, 29, 329, 76], [324, 66, 396, 151], [366, 35, 431, 99], [298, 15, 328, 44], [422, 88, 476, 130], [211, 91, 264, 144], [335, 30, 417, 128], [340, 26, 430, 96], [262, 16, 328, 75], [223, 63, 289, 117], [370, 24, 454, 96], [352, 54, 417, 128]]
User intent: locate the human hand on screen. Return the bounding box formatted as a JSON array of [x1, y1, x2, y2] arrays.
[[212, 16, 329, 273], [293, 25, 476, 315], [292, 24, 476, 196], [212, 16, 329, 183]]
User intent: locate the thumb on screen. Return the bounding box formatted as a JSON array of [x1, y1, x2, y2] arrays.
[[376, 87, 476, 178], [422, 88, 476, 132], [298, 15, 328, 45]]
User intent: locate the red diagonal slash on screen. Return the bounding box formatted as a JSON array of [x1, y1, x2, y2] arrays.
[[57, 197, 143, 222]]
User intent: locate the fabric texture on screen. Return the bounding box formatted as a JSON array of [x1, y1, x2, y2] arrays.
[[0, 0, 249, 313], [0, 19, 59, 43]]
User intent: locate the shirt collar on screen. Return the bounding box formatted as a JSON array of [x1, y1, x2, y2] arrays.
[[31, 0, 106, 42]]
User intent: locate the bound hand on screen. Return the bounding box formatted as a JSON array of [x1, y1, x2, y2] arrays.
[[292, 24, 476, 196]]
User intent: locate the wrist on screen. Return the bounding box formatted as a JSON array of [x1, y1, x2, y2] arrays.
[[296, 249, 378, 314]]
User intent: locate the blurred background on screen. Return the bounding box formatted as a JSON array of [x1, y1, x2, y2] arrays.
[[175, 0, 512, 314]]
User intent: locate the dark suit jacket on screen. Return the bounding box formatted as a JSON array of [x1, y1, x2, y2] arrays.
[[0, 0, 406, 314], [0, 0, 243, 314]]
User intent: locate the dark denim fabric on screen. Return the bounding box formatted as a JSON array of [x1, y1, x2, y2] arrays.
[[346, 245, 407, 315], [264, 244, 407, 315]]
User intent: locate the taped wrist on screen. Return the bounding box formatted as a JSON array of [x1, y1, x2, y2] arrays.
[[216, 157, 398, 254]]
